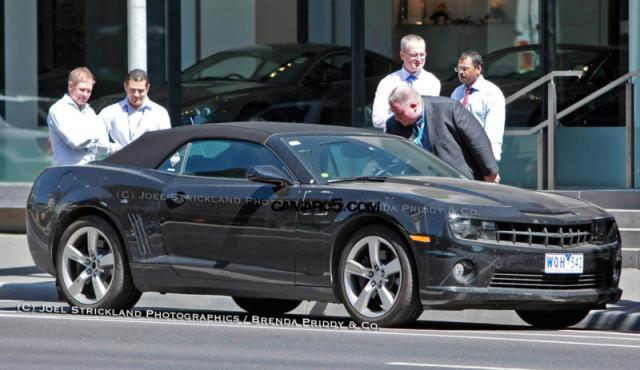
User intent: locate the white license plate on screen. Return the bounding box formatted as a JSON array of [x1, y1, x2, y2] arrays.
[[544, 253, 584, 274]]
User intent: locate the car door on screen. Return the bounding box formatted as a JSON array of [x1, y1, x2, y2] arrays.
[[157, 139, 300, 286]]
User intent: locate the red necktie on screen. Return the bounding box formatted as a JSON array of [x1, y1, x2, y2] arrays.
[[462, 85, 472, 108]]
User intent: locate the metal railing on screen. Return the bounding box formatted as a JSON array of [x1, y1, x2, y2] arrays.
[[504, 71, 639, 190]]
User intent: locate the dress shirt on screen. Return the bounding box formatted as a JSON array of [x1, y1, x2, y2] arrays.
[[451, 75, 505, 161], [99, 97, 171, 147], [47, 94, 113, 166], [372, 67, 441, 129]]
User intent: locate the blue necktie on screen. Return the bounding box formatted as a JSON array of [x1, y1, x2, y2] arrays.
[[412, 116, 433, 153], [405, 74, 417, 85]]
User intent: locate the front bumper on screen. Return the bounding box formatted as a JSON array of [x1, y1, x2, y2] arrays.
[[415, 236, 622, 310], [420, 286, 622, 310]]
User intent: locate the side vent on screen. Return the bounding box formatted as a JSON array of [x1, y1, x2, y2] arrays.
[[128, 213, 152, 255]]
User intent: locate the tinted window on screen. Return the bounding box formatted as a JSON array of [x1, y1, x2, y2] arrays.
[[281, 135, 463, 182], [304, 53, 351, 84], [365, 56, 393, 78], [157, 145, 189, 174], [182, 139, 286, 179], [484, 49, 542, 80], [181, 46, 314, 84]]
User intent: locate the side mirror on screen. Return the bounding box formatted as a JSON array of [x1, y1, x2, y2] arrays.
[[246, 165, 293, 187]]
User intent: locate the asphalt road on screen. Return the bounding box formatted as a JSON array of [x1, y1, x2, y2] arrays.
[[2, 233, 640, 369]]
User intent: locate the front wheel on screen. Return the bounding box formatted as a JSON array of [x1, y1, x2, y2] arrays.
[[338, 225, 422, 327], [516, 309, 590, 329], [232, 297, 302, 316], [56, 216, 141, 310]]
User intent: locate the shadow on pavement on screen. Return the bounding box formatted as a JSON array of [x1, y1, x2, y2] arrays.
[[0, 281, 59, 302], [0, 266, 44, 276]]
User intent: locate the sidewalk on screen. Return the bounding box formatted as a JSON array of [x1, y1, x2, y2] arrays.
[[1, 233, 639, 331]]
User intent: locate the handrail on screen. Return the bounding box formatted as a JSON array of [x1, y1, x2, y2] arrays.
[[500, 70, 637, 190], [505, 70, 583, 104], [505, 71, 640, 137]]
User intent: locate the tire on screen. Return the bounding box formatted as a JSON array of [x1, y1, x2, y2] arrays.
[[56, 216, 141, 310], [516, 309, 590, 329], [338, 225, 423, 327], [232, 297, 302, 316]]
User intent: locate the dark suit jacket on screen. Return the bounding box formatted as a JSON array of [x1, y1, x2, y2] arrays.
[[386, 96, 498, 180]]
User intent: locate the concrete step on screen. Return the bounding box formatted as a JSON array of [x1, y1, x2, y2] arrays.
[[609, 210, 640, 228]]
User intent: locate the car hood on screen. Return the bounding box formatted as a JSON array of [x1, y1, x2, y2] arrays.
[[333, 176, 602, 215]]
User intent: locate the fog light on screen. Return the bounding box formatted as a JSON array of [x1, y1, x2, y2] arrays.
[[452, 260, 475, 284]]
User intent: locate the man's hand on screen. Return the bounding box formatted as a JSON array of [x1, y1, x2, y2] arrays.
[[484, 172, 500, 184]]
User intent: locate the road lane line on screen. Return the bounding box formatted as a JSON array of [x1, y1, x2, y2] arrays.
[[0, 311, 639, 349], [385, 329, 640, 342], [387, 362, 540, 370]]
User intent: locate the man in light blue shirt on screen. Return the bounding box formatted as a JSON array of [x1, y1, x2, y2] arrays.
[[451, 50, 505, 161], [372, 34, 441, 129], [47, 67, 117, 166], [99, 69, 171, 147]]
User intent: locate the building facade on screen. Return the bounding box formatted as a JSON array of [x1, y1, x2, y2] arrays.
[[1, 0, 638, 188]]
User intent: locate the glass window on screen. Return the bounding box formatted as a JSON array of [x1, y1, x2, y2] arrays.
[[179, 139, 287, 179], [304, 53, 352, 84], [181, 46, 314, 84], [157, 144, 189, 174], [281, 135, 464, 183], [365, 56, 394, 78]]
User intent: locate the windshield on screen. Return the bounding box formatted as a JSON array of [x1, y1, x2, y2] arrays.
[[281, 135, 464, 183], [182, 46, 315, 84]]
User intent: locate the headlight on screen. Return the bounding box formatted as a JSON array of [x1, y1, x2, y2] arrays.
[[449, 217, 497, 241], [591, 219, 618, 244], [181, 105, 215, 125]]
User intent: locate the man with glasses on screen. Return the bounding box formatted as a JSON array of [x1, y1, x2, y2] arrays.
[[372, 34, 440, 130], [451, 50, 505, 162]]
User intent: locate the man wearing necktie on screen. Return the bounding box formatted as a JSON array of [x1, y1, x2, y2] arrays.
[[451, 50, 505, 162], [372, 34, 441, 129], [386, 85, 500, 183]]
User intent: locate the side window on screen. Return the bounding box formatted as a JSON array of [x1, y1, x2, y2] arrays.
[[182, 139, 287, 179], [304, 53, 351, 84], [157, 144, 189, 174], [365, 56, 393, 78], [484, 50, 542, 80]]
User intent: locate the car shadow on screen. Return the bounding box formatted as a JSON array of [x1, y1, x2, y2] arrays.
[[0, 266, 45, 276], [0, 281, 60, 303]]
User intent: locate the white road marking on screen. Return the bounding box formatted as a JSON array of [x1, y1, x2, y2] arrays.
[[385, 328, 640, 342], [387, 362, 540, 370], [0, 311, 638, 349]]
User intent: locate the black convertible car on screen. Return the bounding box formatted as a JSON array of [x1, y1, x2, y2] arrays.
[[27, 122, 622, 328]]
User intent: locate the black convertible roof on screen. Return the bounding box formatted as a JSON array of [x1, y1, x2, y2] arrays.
[[102, 121, 377, 168]]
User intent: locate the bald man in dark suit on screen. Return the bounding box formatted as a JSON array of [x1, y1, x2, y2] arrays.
[[386, 85, 500, 182]]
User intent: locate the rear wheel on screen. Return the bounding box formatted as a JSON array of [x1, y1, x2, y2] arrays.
[[338, 225, 422, 327], [56, 216, 141, 310], [516, 309, 589, 329], [232, 297, 302, 316]]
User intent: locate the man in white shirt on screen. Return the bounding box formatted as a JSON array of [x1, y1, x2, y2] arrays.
[[47, 67, 117, 166], [99, 69, 171, 147], [372, 34, 441, 129], [451, 50, 505, 161]]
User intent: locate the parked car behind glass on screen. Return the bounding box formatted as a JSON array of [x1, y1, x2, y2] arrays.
[[441, 44, 628, 127], [92, 43, 400, 126]]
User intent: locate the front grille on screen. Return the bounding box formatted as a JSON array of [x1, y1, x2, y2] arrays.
[[495, 222, 592, 249], [490, 271, 606, 289]]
